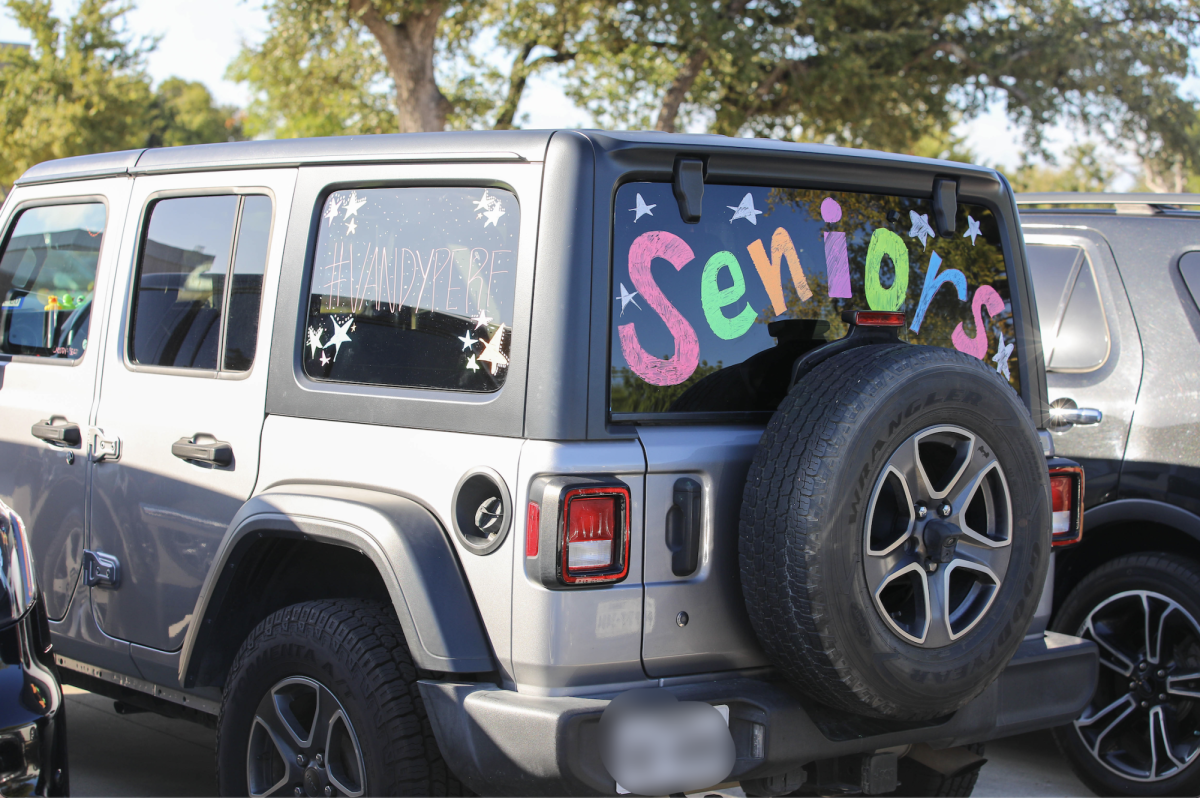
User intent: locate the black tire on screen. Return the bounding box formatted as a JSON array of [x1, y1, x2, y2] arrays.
[[890, 744, 986, 797], [1050, 553, 1200, 797], [217, 599, 464, 797], [740, 344, 1051, 720]]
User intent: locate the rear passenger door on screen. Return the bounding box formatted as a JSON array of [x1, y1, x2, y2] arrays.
[[1023, 230, 1142, 506], [0, 179, 131, 621], [611, 182, 1024, 676], [88, 170, 295, 654]]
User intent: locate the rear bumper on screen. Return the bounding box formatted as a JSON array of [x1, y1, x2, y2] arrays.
[[420, 631, 1097, 796]]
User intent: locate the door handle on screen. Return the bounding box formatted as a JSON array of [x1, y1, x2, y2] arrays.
[[1049, 399, 1103, 428], [665, 477, 702, 577], [31, 418, 81, 447], [172, 435, 233, 466]]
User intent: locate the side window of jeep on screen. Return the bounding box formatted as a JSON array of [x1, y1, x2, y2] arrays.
[[0, 202, 106, 360], [609, 183, 1017, 416], [302, 187, 519, 392], [130, 194, 272, 372]]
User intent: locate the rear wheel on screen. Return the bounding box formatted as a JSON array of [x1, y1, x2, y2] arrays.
[[1051, 553, 1200, 796], [217, 599, 463, 797]]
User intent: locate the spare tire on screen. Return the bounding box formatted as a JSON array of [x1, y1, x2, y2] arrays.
[[739, 344, 1050, 720]]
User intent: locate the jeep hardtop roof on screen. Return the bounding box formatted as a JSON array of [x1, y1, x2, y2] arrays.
[[15, 130, 1004, 187]]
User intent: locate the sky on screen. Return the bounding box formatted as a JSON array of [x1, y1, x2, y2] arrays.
[[0, 0, 1180, 184]]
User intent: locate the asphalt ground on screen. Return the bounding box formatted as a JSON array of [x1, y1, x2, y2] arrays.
[[65, 686, 1093, 797]]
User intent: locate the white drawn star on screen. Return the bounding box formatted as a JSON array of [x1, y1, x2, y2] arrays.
[[615, 282, 641, 315], [323, 197, 342, 226], [908, 210, 936, 249], [727, 193, 763, 225], [345, 218, 357, 235], [630, 193, 656, 222], [478, 324, 509, 375], [992, 330, 1014, 380], [473, 190, 495, 212], [465, 354, 480, 372], [342, 191, 367, 218], [306, 326, 325, 359], [483, 206, 506, 227], [326, 316, 354, 360], [458, 330, 477, 350], [471, 309, 492, 329], [964, 215, 982, 245], [319, 350, 330, 367]]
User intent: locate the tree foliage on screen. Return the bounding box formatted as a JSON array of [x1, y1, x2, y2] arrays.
[[0, 0, 243, 194]]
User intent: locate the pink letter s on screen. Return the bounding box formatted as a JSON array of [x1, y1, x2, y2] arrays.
[[952, 285, 1004, 359], [618, 231, 700, 386]]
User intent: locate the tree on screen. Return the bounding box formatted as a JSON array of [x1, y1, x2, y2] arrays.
[[0, 1, 244, 194], [1003, 143, 1116, 193], [563, 0, 1200, 170]]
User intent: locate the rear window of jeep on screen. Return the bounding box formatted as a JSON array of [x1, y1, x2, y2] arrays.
[[609, 183, 1016, 416], [304, 187, 518, 392]]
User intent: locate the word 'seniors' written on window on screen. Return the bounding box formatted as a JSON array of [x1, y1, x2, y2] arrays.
[[0, 203, 106, 360], [304, 187, 519, 392], [610, 184, 1016, 415]]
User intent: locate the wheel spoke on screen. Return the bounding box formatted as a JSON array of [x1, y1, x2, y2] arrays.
[[949, 460, 1011, 549], [325, 708, 366, 798], [1076, 693, 1138, 756], [1151, 706, 1190, 775], [1167, 671, 1200, 699], [247, 715, 302, 797], [924, 565, 953, 648], [1080, 617, 1136, 678], [914, 427, 975, 500], [271, 677, 322, 750]]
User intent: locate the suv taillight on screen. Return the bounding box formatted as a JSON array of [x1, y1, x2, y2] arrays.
[[1048, 460, 1084, 547], [526, 477, 632, 588]]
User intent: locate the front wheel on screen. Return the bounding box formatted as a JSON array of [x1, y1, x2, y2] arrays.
[[217, 599, 463, 797], [1051, 553, 1200, 796]]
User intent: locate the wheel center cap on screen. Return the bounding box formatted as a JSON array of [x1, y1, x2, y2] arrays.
[[303, 765, 328, 797]]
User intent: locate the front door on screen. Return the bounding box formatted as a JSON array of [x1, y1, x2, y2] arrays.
[[0, 180, 131, 620], [88, 170, 295, 651]]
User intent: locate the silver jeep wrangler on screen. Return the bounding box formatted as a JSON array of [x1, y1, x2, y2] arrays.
[[0, 131, 1096, 796]]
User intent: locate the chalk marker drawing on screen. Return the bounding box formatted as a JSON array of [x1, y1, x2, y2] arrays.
[[992, 329, 1014, 379], [615, 282, 641, 315], [343, 191, 367, 218], [952, 285, 1004, 359], [458, 330, 477, 350], [320, 351, 330, 367], [910, 252, 966, 334], [727, 193, 763, 225], [908, 211, 935, 249], [702, 251, 757, 340], [465, 354, 480, 372], [327, 315, 354, 360], [618, 231, 700, 386], [747, 227, 812, 316], [478, 324, 509, 374], [472, 309, 493, 330], [473, 190, 506, 227], [864, 228, 910, 312], [345, 218, 357, 236], [821, 198, 852, 298], [324, 197, 343, 226], [631, 194, 656, 222], [964, 215, 982, 245], [306, 325, 326, 359]]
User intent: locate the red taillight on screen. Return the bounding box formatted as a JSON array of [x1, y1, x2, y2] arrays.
[[1049, 464, 1084, 546], [526, 501, 540, 557], [560, 486, 630, 584], [843, 310, 906, 327]]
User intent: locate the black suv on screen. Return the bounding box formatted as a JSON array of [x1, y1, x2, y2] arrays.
[[1020, 192, 1200, 797]]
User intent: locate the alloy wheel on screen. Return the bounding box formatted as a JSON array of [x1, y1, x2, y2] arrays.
[[1073, 590, 1200, 782], [247, 676, 366, 797], [863, 425, 1012, 647]]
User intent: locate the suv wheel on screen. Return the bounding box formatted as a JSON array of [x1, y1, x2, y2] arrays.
[[1051, 553, 1200, 796], [217, 599, 463, 797], [740, 344, 1051, 720]]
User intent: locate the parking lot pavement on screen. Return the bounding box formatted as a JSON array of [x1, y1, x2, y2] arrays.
[[65, 686, 1092, 797]]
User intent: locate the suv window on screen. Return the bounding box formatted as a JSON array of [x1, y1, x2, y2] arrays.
[[0, 202, 106, 360], [1027, 244, 1108, 371], [303, 187, 519, 392], [610, 183, 1016, 416], [130, 194, 272, 371]]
